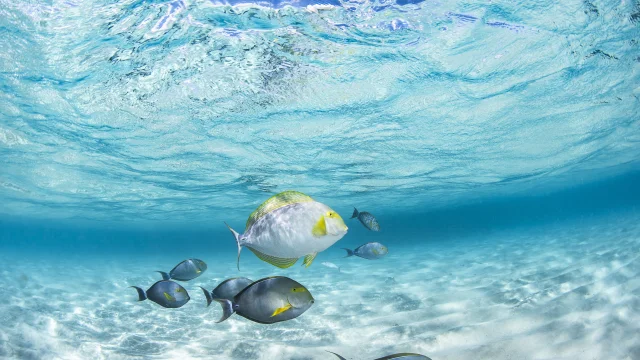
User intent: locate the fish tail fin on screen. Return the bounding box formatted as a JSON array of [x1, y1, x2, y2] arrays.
[[213, 298, 235, 323], [224, 222, 243, 271], [130, 286, 147, 301], [199, 286, 213, 307], [326, 351, 347, 360], [155, 271, 170, 280], [350, 207, 359, 219], [342, 248, 354, 257]]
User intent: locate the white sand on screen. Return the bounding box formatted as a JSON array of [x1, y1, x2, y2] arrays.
[[1, 213, 639, 359]]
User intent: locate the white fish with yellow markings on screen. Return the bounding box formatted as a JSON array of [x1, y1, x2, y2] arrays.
[[225, 191, 348, 269]]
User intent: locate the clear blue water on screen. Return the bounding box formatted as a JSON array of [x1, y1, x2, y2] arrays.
[[1, 0, 640, 359]]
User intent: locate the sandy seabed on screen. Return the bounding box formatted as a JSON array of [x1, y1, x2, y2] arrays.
[[1, 213, 639, 360]]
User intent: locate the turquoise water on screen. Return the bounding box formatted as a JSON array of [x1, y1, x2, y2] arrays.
[[1, 0, 640, 359]]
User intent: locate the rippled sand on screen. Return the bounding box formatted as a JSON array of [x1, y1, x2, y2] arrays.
[[2, 213, 639, 360]]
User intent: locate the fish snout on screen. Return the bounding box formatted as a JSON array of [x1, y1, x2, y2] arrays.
[[289, 293, 314, 309]]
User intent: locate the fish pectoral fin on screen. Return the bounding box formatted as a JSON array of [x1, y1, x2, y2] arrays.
[[372, 249, 379, 255], [312, 215, 327, 237], [302, 252, 318, 268], [270, 303, 293, 317], [247, 247, 299, 268], [163, 292, 175, 301], [195, 269, 202, 274]]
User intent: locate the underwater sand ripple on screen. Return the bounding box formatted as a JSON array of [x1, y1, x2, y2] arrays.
[[1, 214, 640, 359]]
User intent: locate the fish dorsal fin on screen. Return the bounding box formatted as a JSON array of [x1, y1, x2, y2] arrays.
[[247, 247, 299, 268], [376, 354, 432, 360], [246, 191, 314, 230], [326, 351, 348, 360], [312, 215, 327, 237], [302, 252, 318, 268]]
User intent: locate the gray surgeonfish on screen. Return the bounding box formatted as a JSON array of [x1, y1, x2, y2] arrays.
[[156, 258, 207, 281], [343, 242, 388, 260], [200, 277, 253, 305], [350, 207, 380, 231], [327, 351, 432, 360], [212, 276, 314, 324], [131, 280, 190, 308], [224, 191, 348, 270]]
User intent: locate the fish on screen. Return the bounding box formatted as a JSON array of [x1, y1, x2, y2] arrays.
[[200, 277, 253, 305], [327, 351, 432, 360], [350, 207, 380, 231], [343, 242, 388, 260], [211, 276, 314, 324], [156, 258, 207, 281], [225, 190, 348, 270], [130, 280, 190, 308], [321, 261, 341, 272]]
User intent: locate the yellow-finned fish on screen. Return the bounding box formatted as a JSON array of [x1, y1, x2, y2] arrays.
[[225, 191, 348, 269]]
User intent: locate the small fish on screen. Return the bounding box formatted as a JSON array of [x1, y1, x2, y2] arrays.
[[327, 351, 432, 360], [211, 276, 314, 324], [225, 191, 348, 270], [321, 262, 341, 272], [200, 277, 253, 305], [351, 207, 380, 231], [156, 258, 207, 281], [130, 280, 190, 308], [343, 242, 388, 260]]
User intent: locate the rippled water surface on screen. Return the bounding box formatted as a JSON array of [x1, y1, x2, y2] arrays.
[[2, 0, 639, 223]]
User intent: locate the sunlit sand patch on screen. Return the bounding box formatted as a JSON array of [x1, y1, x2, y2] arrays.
[[1, 213, 639, 359]]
